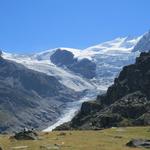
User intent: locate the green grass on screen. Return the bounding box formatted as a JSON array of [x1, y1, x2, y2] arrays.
[[0, 126, 150, 150]]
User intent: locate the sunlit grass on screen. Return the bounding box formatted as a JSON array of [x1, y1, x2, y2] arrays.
[[0, 126, 150, 150]]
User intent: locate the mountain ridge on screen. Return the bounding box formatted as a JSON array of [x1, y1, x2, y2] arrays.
[[2, 35, 142, 92]]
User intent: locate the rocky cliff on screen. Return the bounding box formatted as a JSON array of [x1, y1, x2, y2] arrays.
[[55, 52, 150, 130]]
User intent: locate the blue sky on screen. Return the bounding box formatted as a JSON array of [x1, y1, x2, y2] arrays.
[[0, 0, 150, 54]]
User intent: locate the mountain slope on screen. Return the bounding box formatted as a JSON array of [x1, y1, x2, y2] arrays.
[[55, 52, 150, 130], [3, 51, 96, 92], [0, 56, 79, 133]]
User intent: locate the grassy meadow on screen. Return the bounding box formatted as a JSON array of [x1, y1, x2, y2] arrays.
[[0, 126, 150, 150]]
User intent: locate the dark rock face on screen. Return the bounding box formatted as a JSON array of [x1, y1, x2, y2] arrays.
[[70, 101, 103, 129], [98, 52, 150, 106], [50, 49, 96, 79], [133, 31, 150, 52], [54, 122, 71, 131], [50, 49, 76, 67], [79, 101, 102, 115], [55, 52, 150, 130], [0, 57, 79, 133], [69, 58, 96, 79], [111, 92, 148, 119]]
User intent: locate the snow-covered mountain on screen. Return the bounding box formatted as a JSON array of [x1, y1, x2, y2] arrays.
[[3, 36, 141, 91], [3, 51, 96, 92], [2, 34, 144, 131]]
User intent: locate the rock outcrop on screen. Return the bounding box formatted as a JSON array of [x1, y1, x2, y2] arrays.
[[50, 49, 76, 67], [50, 49, 96, 79]]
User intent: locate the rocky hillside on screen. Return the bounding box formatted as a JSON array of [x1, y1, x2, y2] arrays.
[[0, 56, 79, 133], [55, 52, 150, 130]]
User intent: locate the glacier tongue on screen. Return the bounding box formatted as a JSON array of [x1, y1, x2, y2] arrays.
[[43, 90, 100, 132]]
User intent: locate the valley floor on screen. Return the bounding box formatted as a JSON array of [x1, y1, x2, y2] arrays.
[[0, 126, 150, 150]]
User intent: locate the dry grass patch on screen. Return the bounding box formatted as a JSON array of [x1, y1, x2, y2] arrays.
[[0, 126, 150, 150]]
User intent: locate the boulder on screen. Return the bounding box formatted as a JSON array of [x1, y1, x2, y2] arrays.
[[13, 129, 38, 140], [126, 139, 150, 148]]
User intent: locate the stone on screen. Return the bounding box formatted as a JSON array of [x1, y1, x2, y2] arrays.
[[126, 139, 150, 148], [13, 129, 38, 140], [40, 144, 60, 150]]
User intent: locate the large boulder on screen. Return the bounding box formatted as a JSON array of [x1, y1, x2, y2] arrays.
[[126, 139, 150, 148], [13, 129, 38, 140]]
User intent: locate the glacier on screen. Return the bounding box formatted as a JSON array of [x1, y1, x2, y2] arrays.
[[2, 35, 142, 131]]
